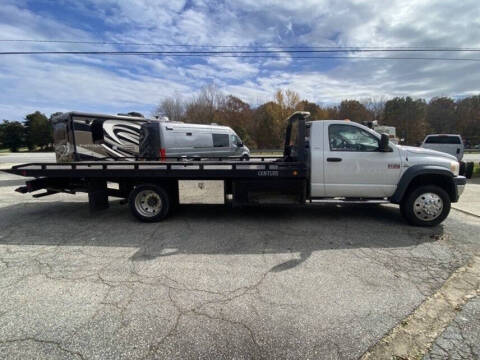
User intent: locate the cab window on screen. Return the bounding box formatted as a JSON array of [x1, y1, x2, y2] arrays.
[[212, 134, 229, 147], [230, 134, 243, 147], [329, 124, 379, 152]]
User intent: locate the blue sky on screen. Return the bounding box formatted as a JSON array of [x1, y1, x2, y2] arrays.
[[1, 0, 479, 120]]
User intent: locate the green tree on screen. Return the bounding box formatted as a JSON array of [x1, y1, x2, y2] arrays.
[[184, 84, 223, 124], [456, 95, 480, 145], [24, 111, 53, 150], [427, 97, 457, 133], [383, 97, 427, 145], [296, 100, 329, 119], [339, 100, 372, 122], [214, 95, 254, 146], [0, 121, 25, 152], [252, 101, 284, 148], [154, 95, 185, 122], [363, 97, 386, 120]]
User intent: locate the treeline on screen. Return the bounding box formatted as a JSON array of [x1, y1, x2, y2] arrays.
[[2, 87, 480, 151], [0, 112, 55, 152], [155, 85, 480, 148]]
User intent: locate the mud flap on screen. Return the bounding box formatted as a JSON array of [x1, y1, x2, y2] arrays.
[[88, 180, 109, 211]]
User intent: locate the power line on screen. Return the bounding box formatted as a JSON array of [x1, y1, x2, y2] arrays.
[[0, 50, 479, 61], [1, 50, 480, 55], [1, 39, 480, 51]]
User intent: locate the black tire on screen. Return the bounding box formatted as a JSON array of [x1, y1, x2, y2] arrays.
[[400, 185, 451, 227], [465, 162, 474, 179], [128, 184, 170, 222], [241, 154, 250, 161]]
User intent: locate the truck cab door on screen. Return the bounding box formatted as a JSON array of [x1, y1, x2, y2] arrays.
[[323, 123, 401, 198]]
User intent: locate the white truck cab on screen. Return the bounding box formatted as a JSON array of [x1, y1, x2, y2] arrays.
[[307, 119, 465, 225]]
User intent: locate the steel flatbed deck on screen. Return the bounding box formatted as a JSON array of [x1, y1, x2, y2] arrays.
[[5, 157, 306, 180], [2, 112, 311, 221]]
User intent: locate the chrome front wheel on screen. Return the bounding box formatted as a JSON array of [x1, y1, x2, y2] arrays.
[[413, 192, 443, 221], [400, 185, 451, 227]]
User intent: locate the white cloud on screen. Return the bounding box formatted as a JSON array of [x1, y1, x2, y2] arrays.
[[1, 0, 480, 121]]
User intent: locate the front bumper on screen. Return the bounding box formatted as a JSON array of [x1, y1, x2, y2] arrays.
[[453, 176, 466, 202]]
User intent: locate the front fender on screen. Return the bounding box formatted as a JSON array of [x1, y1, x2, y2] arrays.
[[390, 165, 456, 204]]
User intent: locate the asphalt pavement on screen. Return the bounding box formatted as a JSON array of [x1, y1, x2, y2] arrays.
[[0, 153, 479, 359], [424, 296, 480, 360]]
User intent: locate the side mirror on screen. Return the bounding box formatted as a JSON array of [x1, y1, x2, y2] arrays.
[[237, 141, 244, 147], [379, 133, 390, 152]]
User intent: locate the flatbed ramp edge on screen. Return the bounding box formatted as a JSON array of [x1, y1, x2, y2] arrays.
[[4, 158, 306, 179]]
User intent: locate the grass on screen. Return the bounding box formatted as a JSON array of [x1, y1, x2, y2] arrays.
[[0, 147, 51, 153], [250, 150, 282, 156], [0, 147, 29, 154], [473, 163, 480, 177]]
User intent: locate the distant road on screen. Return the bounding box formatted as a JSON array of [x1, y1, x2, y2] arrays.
[[464, 153, 480, 162], [0, 152, 55, 164]]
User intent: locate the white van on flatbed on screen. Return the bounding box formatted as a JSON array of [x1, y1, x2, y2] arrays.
[[140, 121, 250, 160]]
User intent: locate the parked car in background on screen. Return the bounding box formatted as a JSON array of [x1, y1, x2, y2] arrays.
[[421, 134, 464, 162]]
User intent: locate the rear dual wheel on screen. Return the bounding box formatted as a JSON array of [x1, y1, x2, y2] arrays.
[[129, 184, 170, 222]]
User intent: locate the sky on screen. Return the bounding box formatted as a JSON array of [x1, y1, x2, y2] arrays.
[[1, 0, 480, 120]]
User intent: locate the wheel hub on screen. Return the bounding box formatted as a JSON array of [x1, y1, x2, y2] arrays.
[[413, 192, 443, 221], [135, 190, 162, 217]]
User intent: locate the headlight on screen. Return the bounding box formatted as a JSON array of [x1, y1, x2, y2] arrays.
[[450, 161, 459, 176]]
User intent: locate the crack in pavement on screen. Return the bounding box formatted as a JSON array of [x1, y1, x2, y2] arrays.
[[424, 296, 480, 360], [0, 337, 86, 360], [360, 254, 480, 360], [141, 270, 271, 359]]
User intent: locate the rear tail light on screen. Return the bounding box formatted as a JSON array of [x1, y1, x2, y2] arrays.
[[160, 148, 166, 161]]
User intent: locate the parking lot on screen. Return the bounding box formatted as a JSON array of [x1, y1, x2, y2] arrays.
[[1, 155, 479, 359]]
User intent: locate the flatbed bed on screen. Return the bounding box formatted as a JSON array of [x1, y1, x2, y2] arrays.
[[1, 113, 311, 222], [5, 157, 306, 180], [3, 154, 308, 221]]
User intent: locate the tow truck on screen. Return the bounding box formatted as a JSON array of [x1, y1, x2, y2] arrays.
[[2, 112, 466, 226]]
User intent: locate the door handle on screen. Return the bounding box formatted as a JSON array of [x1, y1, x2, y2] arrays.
[[327, 157, 342, 162]]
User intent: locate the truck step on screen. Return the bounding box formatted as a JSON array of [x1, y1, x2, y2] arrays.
[[309, 199, 389, 204]]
